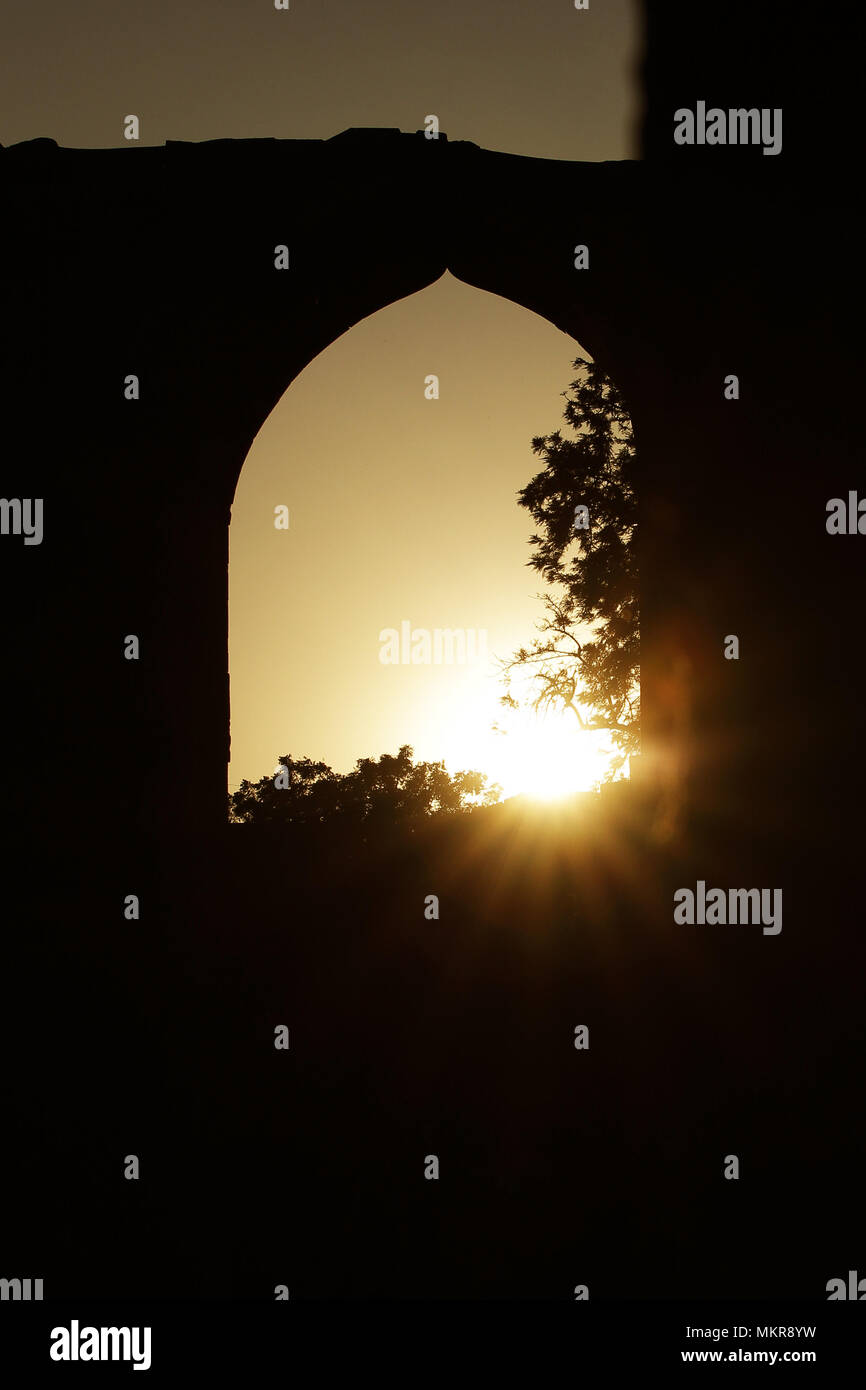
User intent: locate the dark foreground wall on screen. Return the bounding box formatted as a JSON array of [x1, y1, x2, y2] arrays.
[[0, 0, 862, 1303], [0, 26, 862, 854]]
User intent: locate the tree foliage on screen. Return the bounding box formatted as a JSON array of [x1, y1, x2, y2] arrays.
[[500, 355, 639, 776], [229, 745, 501, 826]]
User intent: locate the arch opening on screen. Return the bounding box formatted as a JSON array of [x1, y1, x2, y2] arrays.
[[227, 271, 639, 823]]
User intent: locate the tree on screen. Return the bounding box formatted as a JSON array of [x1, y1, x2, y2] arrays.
[[499, 355, 639, 778], [228, 755, 338, 826], [228, 746, 501, 826]]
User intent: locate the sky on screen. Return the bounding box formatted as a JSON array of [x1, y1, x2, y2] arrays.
[[229, 272, 620, 796], [1, 1, 640, 161], [2, 0, 641, 798]]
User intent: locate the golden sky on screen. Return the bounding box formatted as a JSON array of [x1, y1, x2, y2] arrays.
[[229, 272, 619, 796], [1, 0, 639, 161]]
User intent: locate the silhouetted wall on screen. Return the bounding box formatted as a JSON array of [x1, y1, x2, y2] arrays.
[[0, 1, 861, 861], [2, 0, 864, 1308]]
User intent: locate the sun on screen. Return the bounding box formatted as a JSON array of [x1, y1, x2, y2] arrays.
[[422, 665, 621, 803], [488, 704, 615, 800]]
